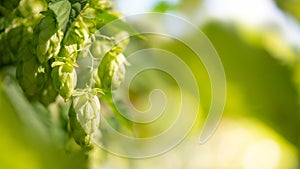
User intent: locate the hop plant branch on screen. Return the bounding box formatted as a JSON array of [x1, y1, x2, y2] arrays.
[[0, 0, 130, 168]]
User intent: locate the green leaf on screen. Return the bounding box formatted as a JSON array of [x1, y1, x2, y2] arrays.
[[0, 33, 15, 67], [275, 0, 300, 22], [0, 17, 8, 32], [202, 22, 300, 148], [49, 0, 71, 30], [152, 1, 177, 13], [16, 39, 49, 97]]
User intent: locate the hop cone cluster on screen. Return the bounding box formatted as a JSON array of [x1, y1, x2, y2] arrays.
[[0, 0, 130, 148]]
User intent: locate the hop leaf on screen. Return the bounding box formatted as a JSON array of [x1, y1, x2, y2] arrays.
[[48, 0, 71, 31], [6, 25, 26, 56], [16, 40, 47, 96], [0, 32, 15, 66], [15, 38, 58, 106], [38, 67, 59, 106]]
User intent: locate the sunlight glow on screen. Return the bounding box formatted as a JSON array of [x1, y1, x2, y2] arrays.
[[116, 0, 179, 15], [242, 139, 281, 169], [203, 0, 300, 49], [203, 0, 279, 25]]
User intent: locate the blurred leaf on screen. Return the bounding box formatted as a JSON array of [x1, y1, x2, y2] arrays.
[[275, 0, 300, 22], [152, 1, 177, 13], [202, 22, 300, 149], [0, 0, 20, 16], [0, 69, 88, 169], [177, 0, 203, 16]]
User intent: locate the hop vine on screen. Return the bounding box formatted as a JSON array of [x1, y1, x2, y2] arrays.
[[0, 0, 129, 149]]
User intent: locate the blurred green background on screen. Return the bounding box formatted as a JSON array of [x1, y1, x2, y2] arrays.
[[0, 0, 299, 168]]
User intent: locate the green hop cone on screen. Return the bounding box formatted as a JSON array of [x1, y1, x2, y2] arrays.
[[73, 91, 101, 136], [97, 47, 128, 91], [36, 30, 63, 63], [69, 100, 91, 148], [89, 0, 112, 10], [34, 10, 64, 63], [57, 17, 90, 61], [60, 2, 117, 57], [59, 25, 87, 61], [69, 91, 101, 147], [90, 40, 111, 59], [51, 63, 77, 100]]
